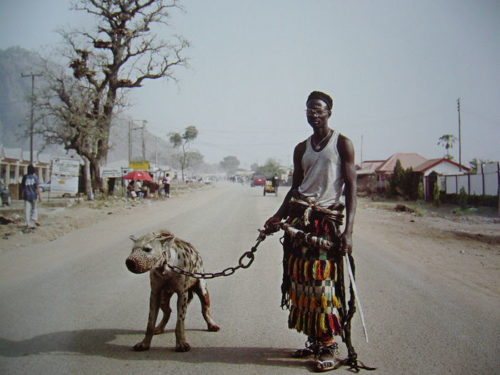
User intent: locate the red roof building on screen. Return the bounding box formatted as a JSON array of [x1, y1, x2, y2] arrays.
[[414, 158, 470, 176], [375, 153, 428, 174], [359, 153, 471, 195]]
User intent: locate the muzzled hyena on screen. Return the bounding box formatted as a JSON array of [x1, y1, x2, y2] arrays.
[[125, 230, 220, 352]]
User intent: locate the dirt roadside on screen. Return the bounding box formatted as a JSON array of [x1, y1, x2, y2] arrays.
[[1, 189, 498, 297], [357, 199, 499, 298], [0, 183, 211, 253]]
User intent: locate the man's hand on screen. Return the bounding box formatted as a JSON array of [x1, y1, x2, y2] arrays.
[[264, 216, 281, 234], [340, 232, 353, 254]]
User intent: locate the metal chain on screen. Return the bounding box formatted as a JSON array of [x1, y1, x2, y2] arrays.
[[166, 233, 267, 279]]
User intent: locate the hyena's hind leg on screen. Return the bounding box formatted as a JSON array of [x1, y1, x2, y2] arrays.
[[194, 279, 220, 332], [154, 288, 173, 334]]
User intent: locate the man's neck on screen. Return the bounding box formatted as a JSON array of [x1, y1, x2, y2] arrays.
[[312, 126, 331, 139]]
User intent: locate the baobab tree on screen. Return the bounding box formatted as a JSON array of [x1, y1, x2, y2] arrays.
[[36, 0, 189, 193]]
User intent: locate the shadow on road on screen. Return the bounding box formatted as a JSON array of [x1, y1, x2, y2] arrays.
[[0, 328, 308, 370]]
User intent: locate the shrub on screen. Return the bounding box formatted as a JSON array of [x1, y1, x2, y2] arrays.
[[432, 181, 440, 206], [417, 181, 424, 201], [458, 187, 468, 209]]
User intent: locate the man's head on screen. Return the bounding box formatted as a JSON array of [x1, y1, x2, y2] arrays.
[[306, 91, 333, 110], [27, 165, 36, 175], [306, 91, 333, 129]]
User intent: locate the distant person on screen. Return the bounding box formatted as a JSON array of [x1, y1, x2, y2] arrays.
[[271, 173, 279, 193], [134, 180, 143, 198], [163, 173, 171, 198], [0, 179, 11, 207], [127, 181, 136, 199], [21, 165, 41, 228]]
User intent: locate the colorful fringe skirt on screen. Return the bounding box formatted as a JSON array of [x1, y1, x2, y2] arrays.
[[281, 201, 345, 340]]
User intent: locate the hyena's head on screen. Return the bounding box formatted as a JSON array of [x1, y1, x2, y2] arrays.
[[125, 232, 170, 274]]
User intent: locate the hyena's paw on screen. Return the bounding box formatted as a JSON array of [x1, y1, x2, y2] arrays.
[[133, 341, 150, 351], [175, 342, 191, 352], [207, 323, 220, 332]]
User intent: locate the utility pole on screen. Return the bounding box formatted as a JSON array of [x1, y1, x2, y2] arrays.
[[142, 120, 147, 161], [457, 98, 462, 171], [128, 121, 132, 163], [360, 134, 364, 163], [155, 137, 158, 169], [21, 72, 42, 163]]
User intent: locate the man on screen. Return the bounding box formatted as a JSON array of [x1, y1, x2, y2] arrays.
[[265, 91, 357, 372], [21, 164, 42, 228], [163, 173, 171, 198]]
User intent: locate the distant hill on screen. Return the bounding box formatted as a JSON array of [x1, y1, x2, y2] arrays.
[[0, 46, 40, 149], [0, 46, 175, 167]]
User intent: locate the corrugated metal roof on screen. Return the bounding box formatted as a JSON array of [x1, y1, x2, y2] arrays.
[[376, 153, 428, 173]]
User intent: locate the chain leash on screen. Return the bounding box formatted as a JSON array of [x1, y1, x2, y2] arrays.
[[166, 231, 268, 279]]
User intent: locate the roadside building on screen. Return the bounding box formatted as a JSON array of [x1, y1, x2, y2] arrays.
[[413, 158, 470, 200], [357, 153, 470, 198], [356, 160, 384, 194], [375, 153, 428, 192], [0, 146, 51, 198]]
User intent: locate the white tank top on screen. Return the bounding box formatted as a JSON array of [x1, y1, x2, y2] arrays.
[[298, 130, 343, 208]]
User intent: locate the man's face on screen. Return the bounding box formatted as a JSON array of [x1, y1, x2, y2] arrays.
[[306, 99, 331, 130]]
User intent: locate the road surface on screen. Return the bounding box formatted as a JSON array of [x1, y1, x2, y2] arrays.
[[0, 183, 498, 374]]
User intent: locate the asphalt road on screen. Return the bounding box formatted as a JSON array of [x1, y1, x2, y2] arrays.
[[0, 183, 498, 374]]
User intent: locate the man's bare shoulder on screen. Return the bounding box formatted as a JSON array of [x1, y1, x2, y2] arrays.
[[294, 139, 307, 152], [337, 133, 355, 160], [292, 140, 307, 169]]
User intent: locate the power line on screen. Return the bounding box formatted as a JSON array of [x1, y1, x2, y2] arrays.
[[21, 72, 42, 163]]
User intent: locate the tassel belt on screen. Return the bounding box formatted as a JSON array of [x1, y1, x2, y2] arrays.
[[288, 195, 344, 228]]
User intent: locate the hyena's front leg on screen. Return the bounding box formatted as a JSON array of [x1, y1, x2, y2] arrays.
[[133, 288, 161, 351], [174, 289, 190, 352], [154, 289, 173, 334]]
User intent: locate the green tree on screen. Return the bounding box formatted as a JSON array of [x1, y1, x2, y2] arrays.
[[36, 0, 189, 192], [389, 159, 404, 197], [437, 134, 457, 160], [458, 186, 468, 209], [254, 159, 284, 177], [169, 125, 198, 181], [220, 156, 240, 175], [469, 158, 491, 174], [417, 181, 424, 201], [432, 180, 441, 206]]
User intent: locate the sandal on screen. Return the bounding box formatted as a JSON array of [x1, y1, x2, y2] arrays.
[[314, 359, 341, 372], [313, 345, 341, 372]]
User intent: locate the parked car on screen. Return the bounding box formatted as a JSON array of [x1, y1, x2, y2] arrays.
[[251, 175, 266, 187]]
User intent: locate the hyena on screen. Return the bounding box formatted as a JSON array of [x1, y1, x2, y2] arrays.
[[125, 230, 220, 352]]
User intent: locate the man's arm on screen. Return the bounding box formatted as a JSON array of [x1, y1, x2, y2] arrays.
[[36, 176, 42, 202], [338, 135, 357, 253]]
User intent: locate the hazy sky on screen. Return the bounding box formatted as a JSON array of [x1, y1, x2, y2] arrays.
[[1, 0, 499, 168]]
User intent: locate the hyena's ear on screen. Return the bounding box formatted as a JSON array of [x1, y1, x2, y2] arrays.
[[129, 235, 137, 242], [158, 233, 174, 246]]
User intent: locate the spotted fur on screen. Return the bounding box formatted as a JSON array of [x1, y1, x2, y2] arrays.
[[126, 230, 220, 352]]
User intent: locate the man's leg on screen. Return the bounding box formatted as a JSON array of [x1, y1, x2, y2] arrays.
[[24, 200, 31, 227], [31, 200, 38, 226]]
